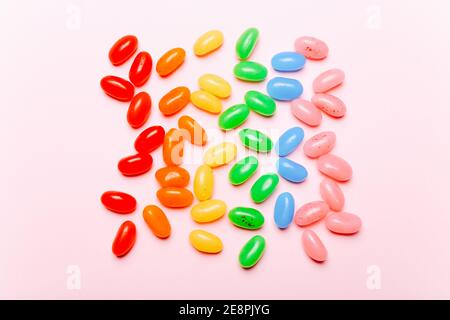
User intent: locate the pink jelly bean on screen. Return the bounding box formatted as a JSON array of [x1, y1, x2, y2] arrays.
[[294, 36, 328, 60], [317, 154, 352, 182], [303, 131, 336, 158], [313, 69, 345, 93], [302, 230, 327, 262], [312, 93, 346, 118], [325, 212, 361, 234], [291, 98, 322, 127], [294, 201, 329, 226], [320, 178, 345, 211]]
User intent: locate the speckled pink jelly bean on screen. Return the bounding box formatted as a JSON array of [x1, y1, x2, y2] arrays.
[[320, 178, 345, 211], [303, 131, 336, 158], [313, 69, 345, 93], [294, 201, 329, 226], [312, 93, 346, 118], [294, 36, 328, 60], [325, 212, 361, 234], [291, 98, 322, 127], [317, 154, 352, 182], [302, 230, 327, 262]]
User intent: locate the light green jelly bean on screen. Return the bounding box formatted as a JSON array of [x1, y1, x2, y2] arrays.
[[236, 28, 259, 60], [218, 104, 250, 131], [239, 128, 273, 153], [245, 91, 276, 117], [229, 207, 264, 230], [233, 61, 268, 82], [239, 235, 266, 268], [250, 173, 279, 203], [228, 156, 258, 185]]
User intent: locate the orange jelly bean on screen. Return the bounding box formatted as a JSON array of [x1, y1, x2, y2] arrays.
[[129, 51, 152, 87], [156, 48, 185, 77], [100, 75, 135, 102], [156, 187, 193, 208], [155, 166, 190, 187], [159, 86, 191, 116], [109, 35, 138, 66], [178, 115, 207, 146], [163, 128, 185, 166], [142, 205, 171, 239], [112, 220, 136, 257], [127, 92, 151, 129]]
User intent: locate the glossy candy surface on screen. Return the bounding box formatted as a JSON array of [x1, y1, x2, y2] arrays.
[[239, 235, 265, 268], [291, 98, 322, 127], [129, 51, 152, 87], [189, 230, 223, 253], [294, 36, 328, 60], [203, 142, 237, 168], [194, 30, 224, 56], [112, 221, 136, 257], [156, 187, 193, 208], [198, 74, 231, 98], [191, 90, 222, 114], [228, 207, 264, 230], [134, 125, 165, 154], [271, 52, 306, 72], [267, 77, 303, 101], [317, 154, 352, 182], [159, 86, 190, 116], [275, 127, 304, 157], [313, 69, 345, 93], [142, 205, 171, 239], [244, 91, 276, 117], [228, 156, 258, 185], [127, 92, 151, 128], [156, 48, 185, 77], [302, 230, 327, 262], [325, 212, 361, 234], [234, 61, 268, 82], [218, 104, 250, 131], [163, 128, 184, 166], [118, 153, 153, 176], [319, 178, 345, 211], [101, 191, 136, 214], [100, 76, 134, 102], [191, 200, 226, 223], [303, 131, 336, 158], [194, 165, 214, 201], [109, 35, 138, 66], [294, 201, 329, 226], [250, 173, 279, 203], [312, 94, 346, 118], [236, 28, 259, 60], [276, 158, 308, 183], [239, 128, 273, 153], [178, 115, 207, 146], [274, 192, 295, 229], [155, 166, 190, 187]]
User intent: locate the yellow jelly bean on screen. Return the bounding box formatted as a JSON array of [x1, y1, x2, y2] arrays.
[[191, 90, 222, 114], [191, 199, 226, 223], [193, 30, 224, 56], [194, 165, 214, 201], [203, 142, 237, 168], [189, 230, 223, 253], [198, 74, 231, 99]]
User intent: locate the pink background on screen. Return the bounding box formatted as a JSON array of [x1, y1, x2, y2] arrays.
[[1, 0, 450, 299]]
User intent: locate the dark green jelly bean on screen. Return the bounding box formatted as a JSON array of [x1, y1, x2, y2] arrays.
[[239, 128, 273, 153], [218, 104, 250, 131], [228, 207, 264, 230], [236, 28, 259, 60], [233, 61, 268, 82], [245, 90, 276, 117], [239, 235, 266, 268], [250, 173, 279, 203], [228, 156, 258, 185]]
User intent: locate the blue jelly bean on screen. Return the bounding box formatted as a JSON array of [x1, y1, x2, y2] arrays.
[[266, 77, 303, 101], [275, 127, 304, 157], [276, 158, 308, 183], [274, 192, 295, 229], [271, 52, 306, 72]]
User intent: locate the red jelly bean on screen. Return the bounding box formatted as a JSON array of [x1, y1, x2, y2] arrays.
[[109, 35, 138, 66], [127, 92, 151, 129], [100, 75, 134, 102], [134, 125, 165, 154], [112, 220, 136, 257], [118, 153, 153, 176], [101, 191, 137, 214], [129, 51, 152, 87]]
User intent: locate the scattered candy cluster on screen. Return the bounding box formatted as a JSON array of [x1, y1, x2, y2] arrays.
[[100, 28, 361, 268]]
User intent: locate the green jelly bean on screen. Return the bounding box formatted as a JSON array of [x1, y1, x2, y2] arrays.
[[228, 156, 258, 185], [236, 28, 259, 60], [250, 173, 279, 203], [239, 128, 273, 153], [229, 207, 264, 230], [218, 104, 250, 131], [233, 61, 268, 82], [245, 91, 276, 117], [239, 235, 266, 268]]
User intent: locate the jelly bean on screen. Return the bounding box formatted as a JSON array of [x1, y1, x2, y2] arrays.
[[100, 75, 134, 102], [218, 104, 250, 131], [228, 207, 264, 230], [303, 131, 336, 158], [155, 166, 190, 187], [134, 125, 165, 154], [325, 212, 361, 234], [236, 28, 259, 60], [156, 187, 193, 208], [163, 128, 184, 166], [233, 61, 268, 82], [191, 90, 222, 114], [271, 52, 306, 72], [244, 90, 276, 117], [274, 192, 295, 229], [294, 201, 329, 226], [250, 173, 279, 203], [109, 35, 138, 66], [194, 30, 224, 56], [294, 36, 328, 60], [312, 93, 346, 118], [302, 230, 327, 262], [142, 205, 171, 239], [291, 98, 322, 127], [159, 86, 190, 116], [191, 199, 226, 223], [228, 156, 258, 186], [313, 69, 345, 93], [118, 153, 153, 177], [239, 128, 273, 153], [178, 115, 207, 146], [317, 154, 352, 182], [198, 74, 231, 98], [101, 191, 136, 214], [129, 51, 152, 87], [267, 77, 303, 101], [275, 126, 304, 157], [239, 235, 265, 268], [189, 230, 223, 254], [276, 158, 308, 183], [156, 48, 185, 77], [203, 142, 237, 168], [320, 178, 345, 211], [112, 221, 136, 257], [194, 165, 214, 201], [127, 92, 151, 129]]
